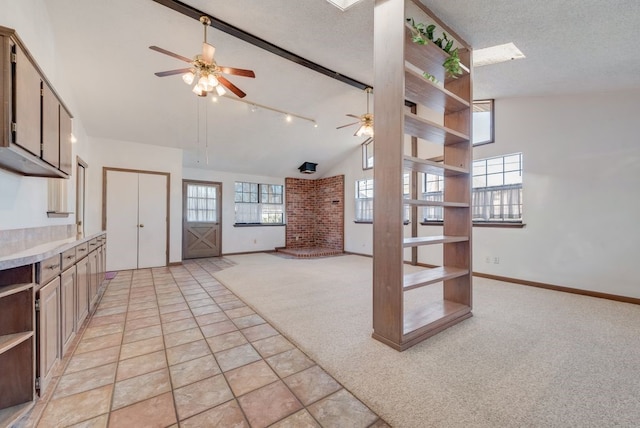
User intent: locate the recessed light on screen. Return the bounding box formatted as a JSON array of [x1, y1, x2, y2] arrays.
[[473, 42, 525, 67], [325, 0, 365, 11]]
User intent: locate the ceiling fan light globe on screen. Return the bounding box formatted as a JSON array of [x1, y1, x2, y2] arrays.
[[192, 84, 204, 96], [182, 71, 195, 85], [208, 75, 219, 88], [215, 85, 226, 96], [362, 125, 374, 137], [198, 75, 214, 92]]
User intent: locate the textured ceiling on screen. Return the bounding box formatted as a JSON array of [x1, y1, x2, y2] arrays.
[[39, 0, 640, 177]]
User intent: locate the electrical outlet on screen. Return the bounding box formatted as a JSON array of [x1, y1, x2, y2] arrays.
[[493, 257, 500, 264]]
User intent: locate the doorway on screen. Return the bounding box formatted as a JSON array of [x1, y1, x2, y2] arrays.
[[103, 168, 169, 271], [75, 157, 87, 238], [182, 180, 221, 259]]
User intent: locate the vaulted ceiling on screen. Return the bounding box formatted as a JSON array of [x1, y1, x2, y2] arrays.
[[40, 0, 640, 177]]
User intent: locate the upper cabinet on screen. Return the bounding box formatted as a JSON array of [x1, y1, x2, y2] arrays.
[[0, 26, 73, 178]]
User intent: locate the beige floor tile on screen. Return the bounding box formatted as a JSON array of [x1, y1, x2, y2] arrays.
[[124, 315, 161, 332], [122, 324, 163, 344], [283, 365, 341, 406], [251, 335, 295, 358], [93, 306, 127, 317], [179, 400, 249, 428], [307, 389, 378, 428], [224, 360, 279, 397], [160, 309, 193, 323], [67, 413, 109, 428], [237, 380, 302, 428], [107, 392, 177, 428], [116, 350, 167, 381], [224, 306, 255, 319], [64, 346, 120, 375], [200, 320, 238, 338], [232, 314, 266, 329], [270, 410, 321, 428], [38, 385, 112, 427], [169, 354, 221, 388], [242, 323, 279, 342], [218, 300, 246, 310], [162, 317, 198, 334], [82, 323, 124, 340], [190, 305, 222, 316], [215, 343, 262, 372], [369, 418, 392, 427], [126, 300, 158, 311], [266, 349, 315, 378], [157, 296, 186, 306], [195, 312, 228, 326], [206, 331, 248, 353], [126, 307, 159, 321], [164, 327, 203, 348], [54, 363, 117, 399], [75, 333, 123, 355], [158, 302, 190, 314], [212, 294, 237, 303], [173, 375, 234, 421], [166, 339, 212, 366], [87, 313, 126, 328], [119, 335, 164, 360], [112, 368, 171, 410]]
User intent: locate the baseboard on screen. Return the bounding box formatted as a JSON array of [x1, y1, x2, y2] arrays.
[[168, 261, 183, 266], [344, 251, 372, 258], [222, 250, 277, 256]]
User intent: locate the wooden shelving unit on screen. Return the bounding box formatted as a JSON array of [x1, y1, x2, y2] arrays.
[[372, 0, 473, 351]]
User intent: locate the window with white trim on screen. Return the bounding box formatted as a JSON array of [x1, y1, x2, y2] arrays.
[[421, 153, 523, 223], [355, 175, 411, 223], [234, 182, 284, 224]]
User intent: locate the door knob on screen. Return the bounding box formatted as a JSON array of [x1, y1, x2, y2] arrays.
[[139, 224, 144, 228]]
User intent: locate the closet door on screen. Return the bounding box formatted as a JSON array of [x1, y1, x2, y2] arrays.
[[138, 173, 167, 268], [106, 170, 139, 271]]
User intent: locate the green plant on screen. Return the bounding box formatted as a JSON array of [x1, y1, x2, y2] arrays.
[[407, 18, 463, 79]]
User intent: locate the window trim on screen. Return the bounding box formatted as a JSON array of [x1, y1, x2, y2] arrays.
[[234, 181, 285, 225], [472, 99, 495, 146]]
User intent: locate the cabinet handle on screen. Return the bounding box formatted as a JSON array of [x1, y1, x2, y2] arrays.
[[90, 243, 97, 246], [48, 263, 60, 270], [78, 248, 86, 252], [66, 255, 75, 260], [139, 224, 145, 228]]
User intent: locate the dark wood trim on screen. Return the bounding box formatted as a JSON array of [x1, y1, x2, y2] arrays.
[[168, 261, 182, 267], [182, 179, 223, 258], [151, 0, 370, 91], [344, 251, 372, 258], [222, 250, 276, 257], [420, 221, 526, 228], [474, 272, 640, 305], [102, 167, 171, 267]]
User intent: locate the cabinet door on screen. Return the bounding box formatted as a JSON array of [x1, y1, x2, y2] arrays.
[[14, 44, 41, 156], [76, 257, 89, 327], [37, 277, 60, 395], [88, 250, 98, 313], [41, 83, 60, 168], [59, 107, 72, 175], [60, 267, 76, 356]]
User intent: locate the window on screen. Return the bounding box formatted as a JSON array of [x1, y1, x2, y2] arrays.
[[186, 183, 217, 222], [472, 153, 522, 222], [234, 182, 284, 225], [473, 99, 494, 146], [355, 178, 374, 222], [355, 175, 411, 223], [421, 153, 523, 223], [362, 139, 374, 170]]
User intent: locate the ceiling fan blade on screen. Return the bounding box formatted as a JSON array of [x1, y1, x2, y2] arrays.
[[149, 46, 192, 63], [202, 42, 215, 63], [346, 114, 362, 119], [154, 68, 192, 77], [218, 66, 256, 78], [218, 76, 247, 98], [336, 122, 360, 130]]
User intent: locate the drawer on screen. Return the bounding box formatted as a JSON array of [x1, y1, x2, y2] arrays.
[[37, 254, 61, 285], [88, 238, 99, 252], [61, 248, 77, 270], [75, 242, 89, 260]]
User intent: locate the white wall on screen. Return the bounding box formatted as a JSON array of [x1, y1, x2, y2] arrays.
[[183, 167, 286, 254], [89, 137, 183, 263]]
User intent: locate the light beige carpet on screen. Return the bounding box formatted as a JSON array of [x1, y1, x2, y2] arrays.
[[213, 253, 640, 427]]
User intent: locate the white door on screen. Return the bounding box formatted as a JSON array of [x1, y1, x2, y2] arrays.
[[138, 173, 167, 268], [105, 170, 168, 271]]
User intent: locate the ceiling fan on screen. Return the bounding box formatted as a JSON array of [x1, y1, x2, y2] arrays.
[[149, 16, 255, 98], [337, 87, 374, 144]]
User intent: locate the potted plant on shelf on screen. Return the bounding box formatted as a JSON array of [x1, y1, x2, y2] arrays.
[[407, 18, 463, 82]]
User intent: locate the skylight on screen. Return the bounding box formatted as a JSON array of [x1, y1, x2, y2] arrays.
[[473, 43, 525, 67], [326, 0, 365, 11]]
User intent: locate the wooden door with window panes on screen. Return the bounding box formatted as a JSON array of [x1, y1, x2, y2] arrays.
[[183, 180, 221, 259]]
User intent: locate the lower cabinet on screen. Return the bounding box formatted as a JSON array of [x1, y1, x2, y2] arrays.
[[88, 247, 99, 313], [36, 276, 60, 394], [60, 267, 76, 356], [76, 256, 89, 328]]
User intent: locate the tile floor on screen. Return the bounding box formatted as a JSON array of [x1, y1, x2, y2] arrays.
[[21, 258, 387, 428]]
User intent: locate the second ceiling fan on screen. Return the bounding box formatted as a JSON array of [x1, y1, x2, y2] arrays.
[[337, 87, 374, 144], [150, 16, 255, 98]]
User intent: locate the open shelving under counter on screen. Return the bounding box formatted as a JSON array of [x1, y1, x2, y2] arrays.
[[403, 266, 469, 291]]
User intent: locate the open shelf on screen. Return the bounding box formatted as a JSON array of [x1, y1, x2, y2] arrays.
[[404, 23, 470, 84], [404, 266, 469, 291], [404, 112, 469, 145], [0, 332, 33, 355], [404, 199, 468, 208], [403, 299, 471, 337], [0, 282, 33, 299], [405, 66, 469, 114], [403, 155, 468, 175], [0, 401, 34, 428], [403, 235, 468, 247]]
